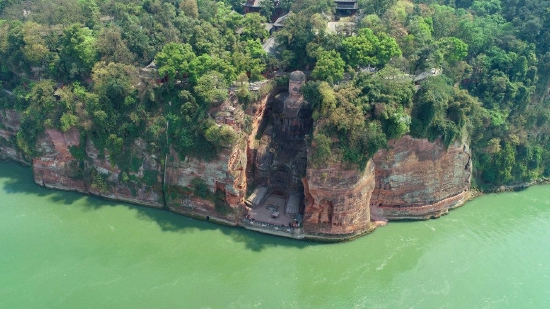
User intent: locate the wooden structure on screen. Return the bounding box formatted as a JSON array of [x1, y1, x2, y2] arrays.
[[335, 0, 359, 15]]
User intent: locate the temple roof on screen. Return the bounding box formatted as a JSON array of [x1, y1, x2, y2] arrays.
[[335, 2, 359, 10]]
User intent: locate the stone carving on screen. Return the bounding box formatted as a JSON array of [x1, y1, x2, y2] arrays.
[[245, 71, 312, 228], [303, 161, 376, 236]]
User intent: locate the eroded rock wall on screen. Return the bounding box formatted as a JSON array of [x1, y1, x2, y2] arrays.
[[164, 96, 260, 223], [370, 136, 471, 220], [165, 144, 247, 222], [302, 160, 376, 236], [33, 128, 87, 191], [0, 109, 27, 163], [85, 138, 164, 207], [32, 128, 164, 207]]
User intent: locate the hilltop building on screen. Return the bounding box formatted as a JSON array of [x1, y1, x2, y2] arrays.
[[335, 0, 359, 15]]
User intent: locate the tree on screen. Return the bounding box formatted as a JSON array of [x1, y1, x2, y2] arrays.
[[0, 20, 25, 72], [342, 28, 378, 68], [188, 54, 236, 84], [375, 32, 402, 65], [437, 37, 469, 63], [194, 71, 228, 106], [56, 24, 98, 79], [92, 61, 139, 111], [197, 0, 217, 21], [430, 4, 459, 39], [341, 28, 401, 68], [97, 26, 136, 65], [154, 42, 196, 83], [471, 0, 501, 15], [79, 0, 100, 28], [310, 133, 332, 167], [205, 124, 237, 147], [180, 0, 199, 19], [291, 0, 335, 15], [239, 13, 268, 42], [359, 0, 397, 16], [275, 12, 316, 69], [231, 39, 267, 80], [33, 0, 87, 27], [21, 22, 51, 71], [259, 0, 275, 21], [311, 50, 345, 84]]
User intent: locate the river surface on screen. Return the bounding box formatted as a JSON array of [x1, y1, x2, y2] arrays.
[[1, 162, 550, 308]]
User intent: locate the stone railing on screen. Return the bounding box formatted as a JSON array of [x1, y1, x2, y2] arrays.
[[241, 218, 304, 239]]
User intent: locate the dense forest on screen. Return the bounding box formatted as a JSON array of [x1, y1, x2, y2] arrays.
[[0, 0, 549, 189]]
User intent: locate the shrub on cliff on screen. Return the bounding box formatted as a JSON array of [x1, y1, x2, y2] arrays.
[[205, 124, 237, 148]]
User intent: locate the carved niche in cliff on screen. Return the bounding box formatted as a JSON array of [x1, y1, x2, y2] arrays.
[[246, 71, 313, 225]]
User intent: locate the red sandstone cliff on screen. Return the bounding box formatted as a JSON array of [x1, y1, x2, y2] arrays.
[[164, 144, 247, 222], [0, 109, 27, 163], [32, 128, 165, 207], [33, 128, 87, 191], [1, 101, 473, 240], [370, 136, 471, 220], [164, 96, 263, 223], [85, 138, 164, 207], [0, 89, 268, 225], [302, 160, 376, 236]]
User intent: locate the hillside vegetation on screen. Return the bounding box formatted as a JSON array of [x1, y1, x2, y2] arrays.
[[0, 0, 549, 189]]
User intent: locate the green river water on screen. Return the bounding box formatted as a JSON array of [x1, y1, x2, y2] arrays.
[[1, 162, 550, 309]]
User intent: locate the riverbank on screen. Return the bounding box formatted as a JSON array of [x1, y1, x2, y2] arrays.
[[2, 161, 550, 309], [2, 160, 549, 242]]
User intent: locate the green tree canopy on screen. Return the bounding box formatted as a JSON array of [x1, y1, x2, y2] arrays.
[[311, 50, 345, 84], [341, 28, 401, 68], [155, 42, 197, 83]]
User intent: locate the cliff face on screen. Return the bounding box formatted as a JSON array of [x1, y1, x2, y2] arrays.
[[0, 93, 473, 240], [161, 96, 255, 222], [302, 160, 375, 236], [0, 87, 260, 223], [370, 136, 471, 220], [165, 143, 247, 223], [33, 128, 87, 191], [32, 128, 164, 207], [85, 138, 164, 207], [0, 109, 26, 163]]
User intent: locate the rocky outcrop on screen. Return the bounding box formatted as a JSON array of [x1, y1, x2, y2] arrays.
[[164, 96, 255, 223], [32, 128, 164, 207], [370, 136, 471, 220], [33, 128, 87, 191], [303, 160, 376, 237], [165, 144, 247, 222], [0, 109, 27, 163], [85, 138, 164, 207]]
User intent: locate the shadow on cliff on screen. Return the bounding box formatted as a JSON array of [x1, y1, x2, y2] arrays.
[[0, 162, 315, 252]]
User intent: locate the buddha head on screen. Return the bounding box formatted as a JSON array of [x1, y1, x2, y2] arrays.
[[288, 71, 306, 98]]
